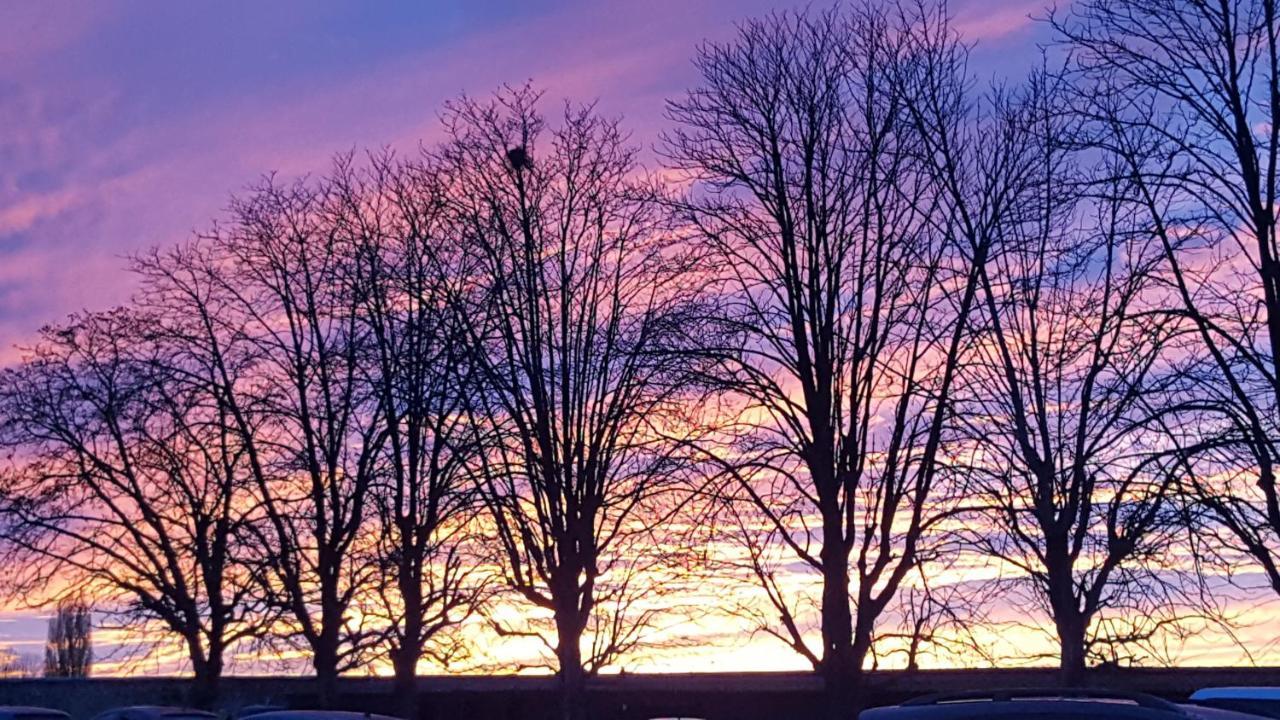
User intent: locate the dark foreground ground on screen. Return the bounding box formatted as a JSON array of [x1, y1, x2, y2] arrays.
[[1, 667, 1278, 720]]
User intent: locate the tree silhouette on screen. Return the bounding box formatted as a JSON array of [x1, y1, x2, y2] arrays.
[[1057, 0, 1280, 620], [44, 600, 91, 678], [665, 4, 1005, 713], [952, 70, 1218, 685], [135, 170, 386, 705], [340, 152, 488, 715], [436, 85, 717, 720], [0, 309, 259, 702]]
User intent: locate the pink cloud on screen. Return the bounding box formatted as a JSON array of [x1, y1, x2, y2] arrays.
[[954, 0, 1052, 41], [0, 2, 110, 76], [0, 188, 82, 236]]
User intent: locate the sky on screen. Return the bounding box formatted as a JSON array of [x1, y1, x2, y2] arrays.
[[0, 0, 1055, 362], [0, 0, 1121, 675]]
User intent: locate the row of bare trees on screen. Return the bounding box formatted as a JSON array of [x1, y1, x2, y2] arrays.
[[0, 87, 718, 717], [5, 0, 1280, 717]]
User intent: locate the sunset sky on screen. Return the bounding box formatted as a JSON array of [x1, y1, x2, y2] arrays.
[[0, 0, 1051, 357], [9, 0, 1258, 677]]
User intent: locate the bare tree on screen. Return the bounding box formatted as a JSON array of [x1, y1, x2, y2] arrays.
[[0, 647, 41, 678], [134, 169, 384, 704], [0, 310, 258, 702], [664, 4, 1005, 713], [952, 69, 1216, 684], [869, 563, 995, 672], [339, 152, 487, 714], [43, 600, 92, 678], [1057, 0, 1280, 616], [435, 86, 715, 720]]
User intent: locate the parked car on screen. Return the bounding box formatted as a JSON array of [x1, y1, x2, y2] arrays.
[[233, 707, 286, 719], [1190, 688, 1280, 719], [0, 708, 71, 720], [246, 713, 404, 720], [89, 707, 217, 720], [859, 689, 1270, 720], [1180, 703, 1278, 720]]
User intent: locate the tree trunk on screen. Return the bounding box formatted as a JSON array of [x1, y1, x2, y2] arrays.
[[820, 530, 854, 672], [840, 620, 879, 719], [314, 637, 340, 708], [821, 661, 858, 720], [188, 653, 222, 708], [393, 640, 421, 719], [1047, 530, 1086, 687], [395, 580, 424, 719], [1056, 612, 1087, 687], [820, 500, 856, 719], [555, 609, 587, 720]]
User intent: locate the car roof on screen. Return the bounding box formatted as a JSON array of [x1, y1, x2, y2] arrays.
[[1192, 689, 1280, 702], [246, 713, 405, 720], [95, 709, 217, 719], [111, 709, 211, 713], [1177, 704, 1276, 719], [234, 707, 286, 719], [862, 701, 1190, 719], [861, 689, 1191, 720], [0, 710, 70, 718]]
